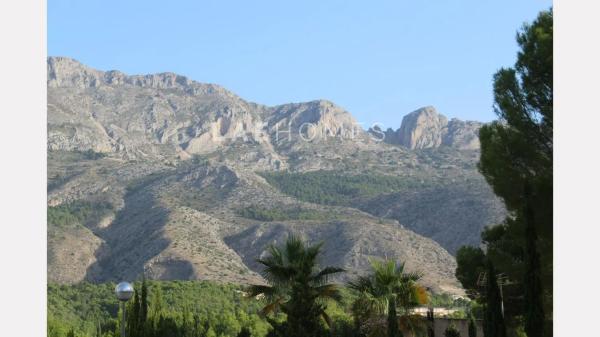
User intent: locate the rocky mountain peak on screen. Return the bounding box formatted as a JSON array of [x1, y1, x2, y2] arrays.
[[376, 106, 483, 150], [397, 106, 449, 149], [47, 56, 104, 88], [47, 57, 235, 98], [46, 58, 369, 165], [267, 99, 365, 145]]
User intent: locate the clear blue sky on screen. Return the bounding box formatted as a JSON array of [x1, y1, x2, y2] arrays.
[[48, 0, 551, 129]]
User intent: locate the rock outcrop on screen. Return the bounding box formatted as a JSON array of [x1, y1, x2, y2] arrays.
[[375, 106, 482, 150]]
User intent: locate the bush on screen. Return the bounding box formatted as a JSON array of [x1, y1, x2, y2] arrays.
[[444, 324, 460, 337]]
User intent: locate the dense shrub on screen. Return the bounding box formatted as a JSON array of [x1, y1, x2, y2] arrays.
[[47, 201, 113, 228], [237, 205, 332, 221], [260, 171, 430, 205]]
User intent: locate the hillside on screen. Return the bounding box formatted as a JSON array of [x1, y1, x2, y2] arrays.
[[47, 57, 506, 294]]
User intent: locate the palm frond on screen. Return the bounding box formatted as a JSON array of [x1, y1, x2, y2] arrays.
[[261, 297, 286, 316], [321, 311, 333, 328], [314, 284, 343, 303], [257, 257, 296, 284], [347, 275, 374, 292], [311, 266, 345, 284]]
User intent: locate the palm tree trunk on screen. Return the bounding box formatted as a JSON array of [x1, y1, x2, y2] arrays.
[[388, 295, 402, 337]]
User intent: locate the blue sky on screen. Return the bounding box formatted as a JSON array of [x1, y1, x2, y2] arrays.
[[49, 0, 552, 129]]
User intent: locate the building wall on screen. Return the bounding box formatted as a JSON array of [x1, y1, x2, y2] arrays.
[[433, 318, 483, 337]]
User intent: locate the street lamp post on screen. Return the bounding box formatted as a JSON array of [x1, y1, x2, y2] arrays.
[[115, 282, 134, 337]]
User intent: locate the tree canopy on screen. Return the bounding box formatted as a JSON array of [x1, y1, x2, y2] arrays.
[[457, 7, 553, 336]]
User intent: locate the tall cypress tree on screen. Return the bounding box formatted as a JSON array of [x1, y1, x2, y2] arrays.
[[387, 295, 400, 337], [237, 327, 252, 337], [483, 262, 506, 337], [523, 184, 545, 337], [95, 320, 102, 337], [427, 308, 435, 337], [127, 289, 141, 337], [140, 278, 148, 337], [468, 315, 477, 337]]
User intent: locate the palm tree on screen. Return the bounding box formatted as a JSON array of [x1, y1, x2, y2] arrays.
[[348, 259, 428, 337], [248, 235, 345, 337]]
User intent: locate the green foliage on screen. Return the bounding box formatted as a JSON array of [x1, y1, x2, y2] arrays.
[[237, 205, 333, 221], [48, 282, 119, 337], [237, 327, 252, 337], [347, 259, 426, 337], [48, 281, 271, 337], [427, 293, 470, 311], [47, 201, 113, 228], [48, 279, 463, 337], [247, 235, 345, 337], [259, 171, 430, 206], [459, 8, 553, 335], [191, 154, 209, 165], [479, 11, 553, 219], [468, 316, 477, 337], [444, 324, 460, 337], [49, 149, 107, 162], [140, 279, 148, 327], [469, 302, 484, 321], [482, 262, 506, 337], [80, 149, 107, 160], [523, 186, 545, 337], [455, 246, 486, 298], [387, 296, 399, 337]]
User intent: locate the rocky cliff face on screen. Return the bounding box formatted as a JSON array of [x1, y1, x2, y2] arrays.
[[48, 57, 274, 160], [47, 57, 505, 294], [443, 118, 482, 150], [48, 57, 369, 163], [375, 106, 482, 150], [397, 106, 449, 149], [268, 100, 365, 145]]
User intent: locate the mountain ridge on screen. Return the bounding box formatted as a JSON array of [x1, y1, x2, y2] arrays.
[[47, 57, 506, 295], [48, 56, 480, 151]]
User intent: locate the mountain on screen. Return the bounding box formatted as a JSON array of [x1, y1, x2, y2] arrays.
[[47, 57, 506, 294], [372, 106, 482, 150]]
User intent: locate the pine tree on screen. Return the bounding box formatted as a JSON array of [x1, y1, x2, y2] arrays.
[[483, 261, 506, 337], [523, 184, 545, 337], [477, 9, 553, 326]]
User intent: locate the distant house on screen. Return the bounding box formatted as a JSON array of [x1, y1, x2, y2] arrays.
[[412, 307, 460, 317], [406, 308, 483, 337]]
